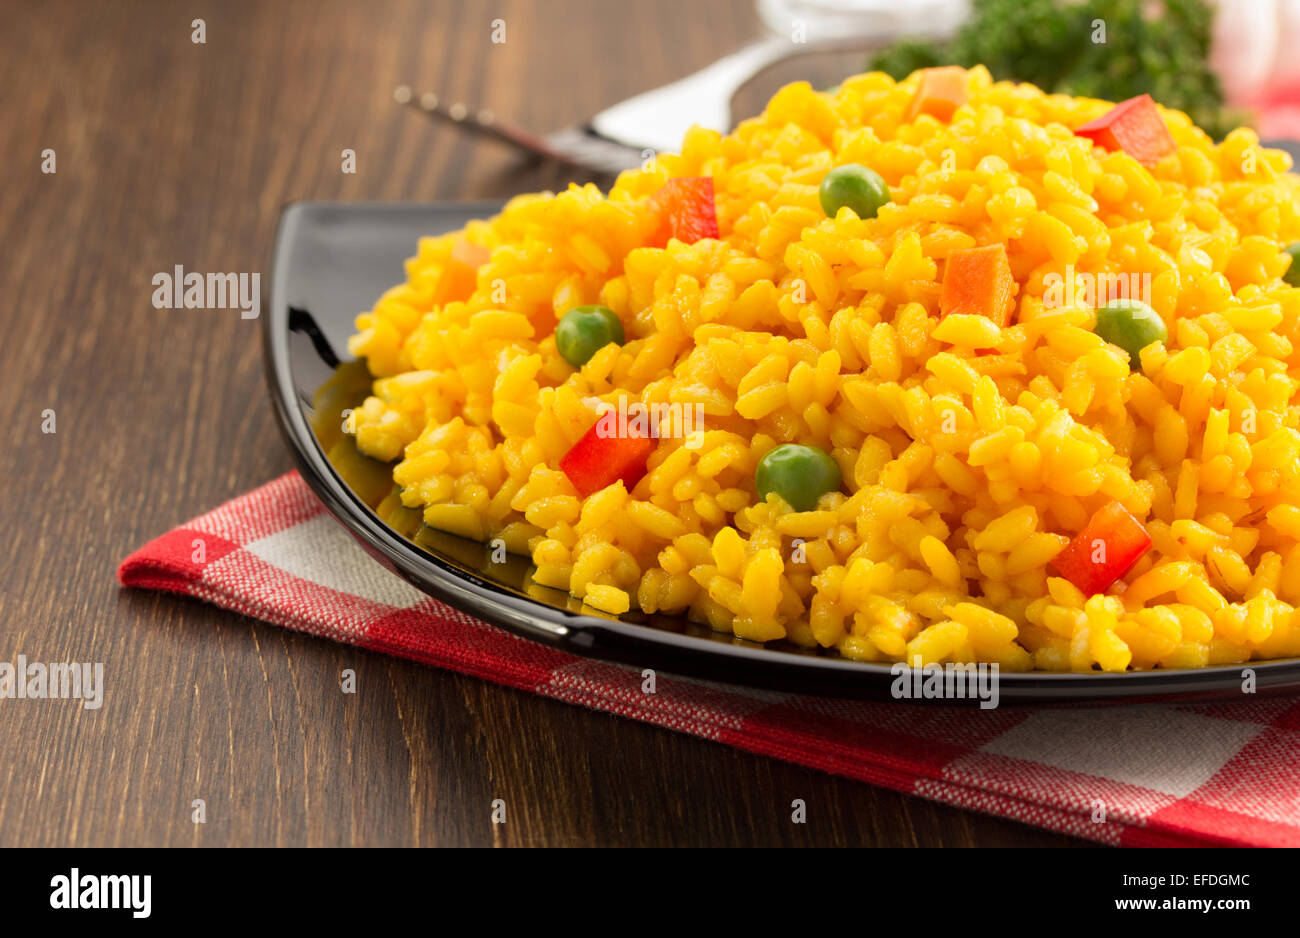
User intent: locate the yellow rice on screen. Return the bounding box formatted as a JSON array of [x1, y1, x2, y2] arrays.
[[345, 67, 1300, 672]]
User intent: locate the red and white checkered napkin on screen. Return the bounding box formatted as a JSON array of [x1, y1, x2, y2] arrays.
[[118, 473, 1300, 847]]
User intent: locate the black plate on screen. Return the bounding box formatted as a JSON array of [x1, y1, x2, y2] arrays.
[[264, 201, 1300, 703]]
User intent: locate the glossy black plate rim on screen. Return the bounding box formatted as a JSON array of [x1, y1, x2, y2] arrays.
[[263, 200, 1300, 704]]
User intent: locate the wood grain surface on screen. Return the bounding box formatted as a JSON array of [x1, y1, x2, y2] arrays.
[[0, 0, 1086, 847]]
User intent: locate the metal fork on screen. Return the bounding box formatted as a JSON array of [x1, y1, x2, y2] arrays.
[[395, 24, 960, 176], [393, 85, 643, 175]]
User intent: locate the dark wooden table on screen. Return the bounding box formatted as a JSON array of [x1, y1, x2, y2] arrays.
[[0, 0, 1085, 846]]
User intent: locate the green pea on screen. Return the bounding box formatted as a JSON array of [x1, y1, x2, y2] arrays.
[[1093, 298, 1167, 370], [556, 305, 624, 367], [1283, 243, 1300, 287], [819, 164, 891, 220], [756, 444, 842, 512]]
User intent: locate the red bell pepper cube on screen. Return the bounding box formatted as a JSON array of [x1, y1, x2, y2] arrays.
[[648, 177, 719, 245], [940, 244, 1017, 326], [1073, 94, 1176, 166], [559, 413, 656, 497], [1050, 501, 1153, 596]]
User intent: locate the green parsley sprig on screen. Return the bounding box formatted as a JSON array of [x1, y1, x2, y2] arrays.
[[869, 0, 1245, 139]]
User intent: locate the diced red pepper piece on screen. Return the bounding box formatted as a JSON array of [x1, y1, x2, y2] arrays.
[[905, 66, 969, 123], [1073, 94, 1176, 167], [559, 413, 656, 497], [648, 177, 719, 245], [940, 244, 1017, 326], [1050, 501, 1153, 596]]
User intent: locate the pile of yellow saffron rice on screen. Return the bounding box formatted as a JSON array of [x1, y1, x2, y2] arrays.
[[346, 67, 1300, 672]]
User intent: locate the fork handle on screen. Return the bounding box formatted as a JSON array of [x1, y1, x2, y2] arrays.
[[396, 90, 584, 166]]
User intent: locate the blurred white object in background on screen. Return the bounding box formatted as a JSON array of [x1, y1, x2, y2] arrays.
[[1211, 0, 1300, 99], [590, 0, 970, 156], [755, 0, 971, 40], [1271, 0, 1300, 88], [1211, 0, 1300, 137], [1210, 0, 1281, 103]]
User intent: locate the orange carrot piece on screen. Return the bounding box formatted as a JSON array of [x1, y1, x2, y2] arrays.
[[906, 66, 969, 122], [434, 238, 489, 303], [451, 238, 490, 269], [940, 244, 1017, 326]]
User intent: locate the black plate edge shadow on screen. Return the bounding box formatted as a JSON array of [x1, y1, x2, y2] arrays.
[[263, 200, 1300, 705]]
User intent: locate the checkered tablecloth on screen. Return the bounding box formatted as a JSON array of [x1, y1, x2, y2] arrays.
[[118, 472, 1300, 846]]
